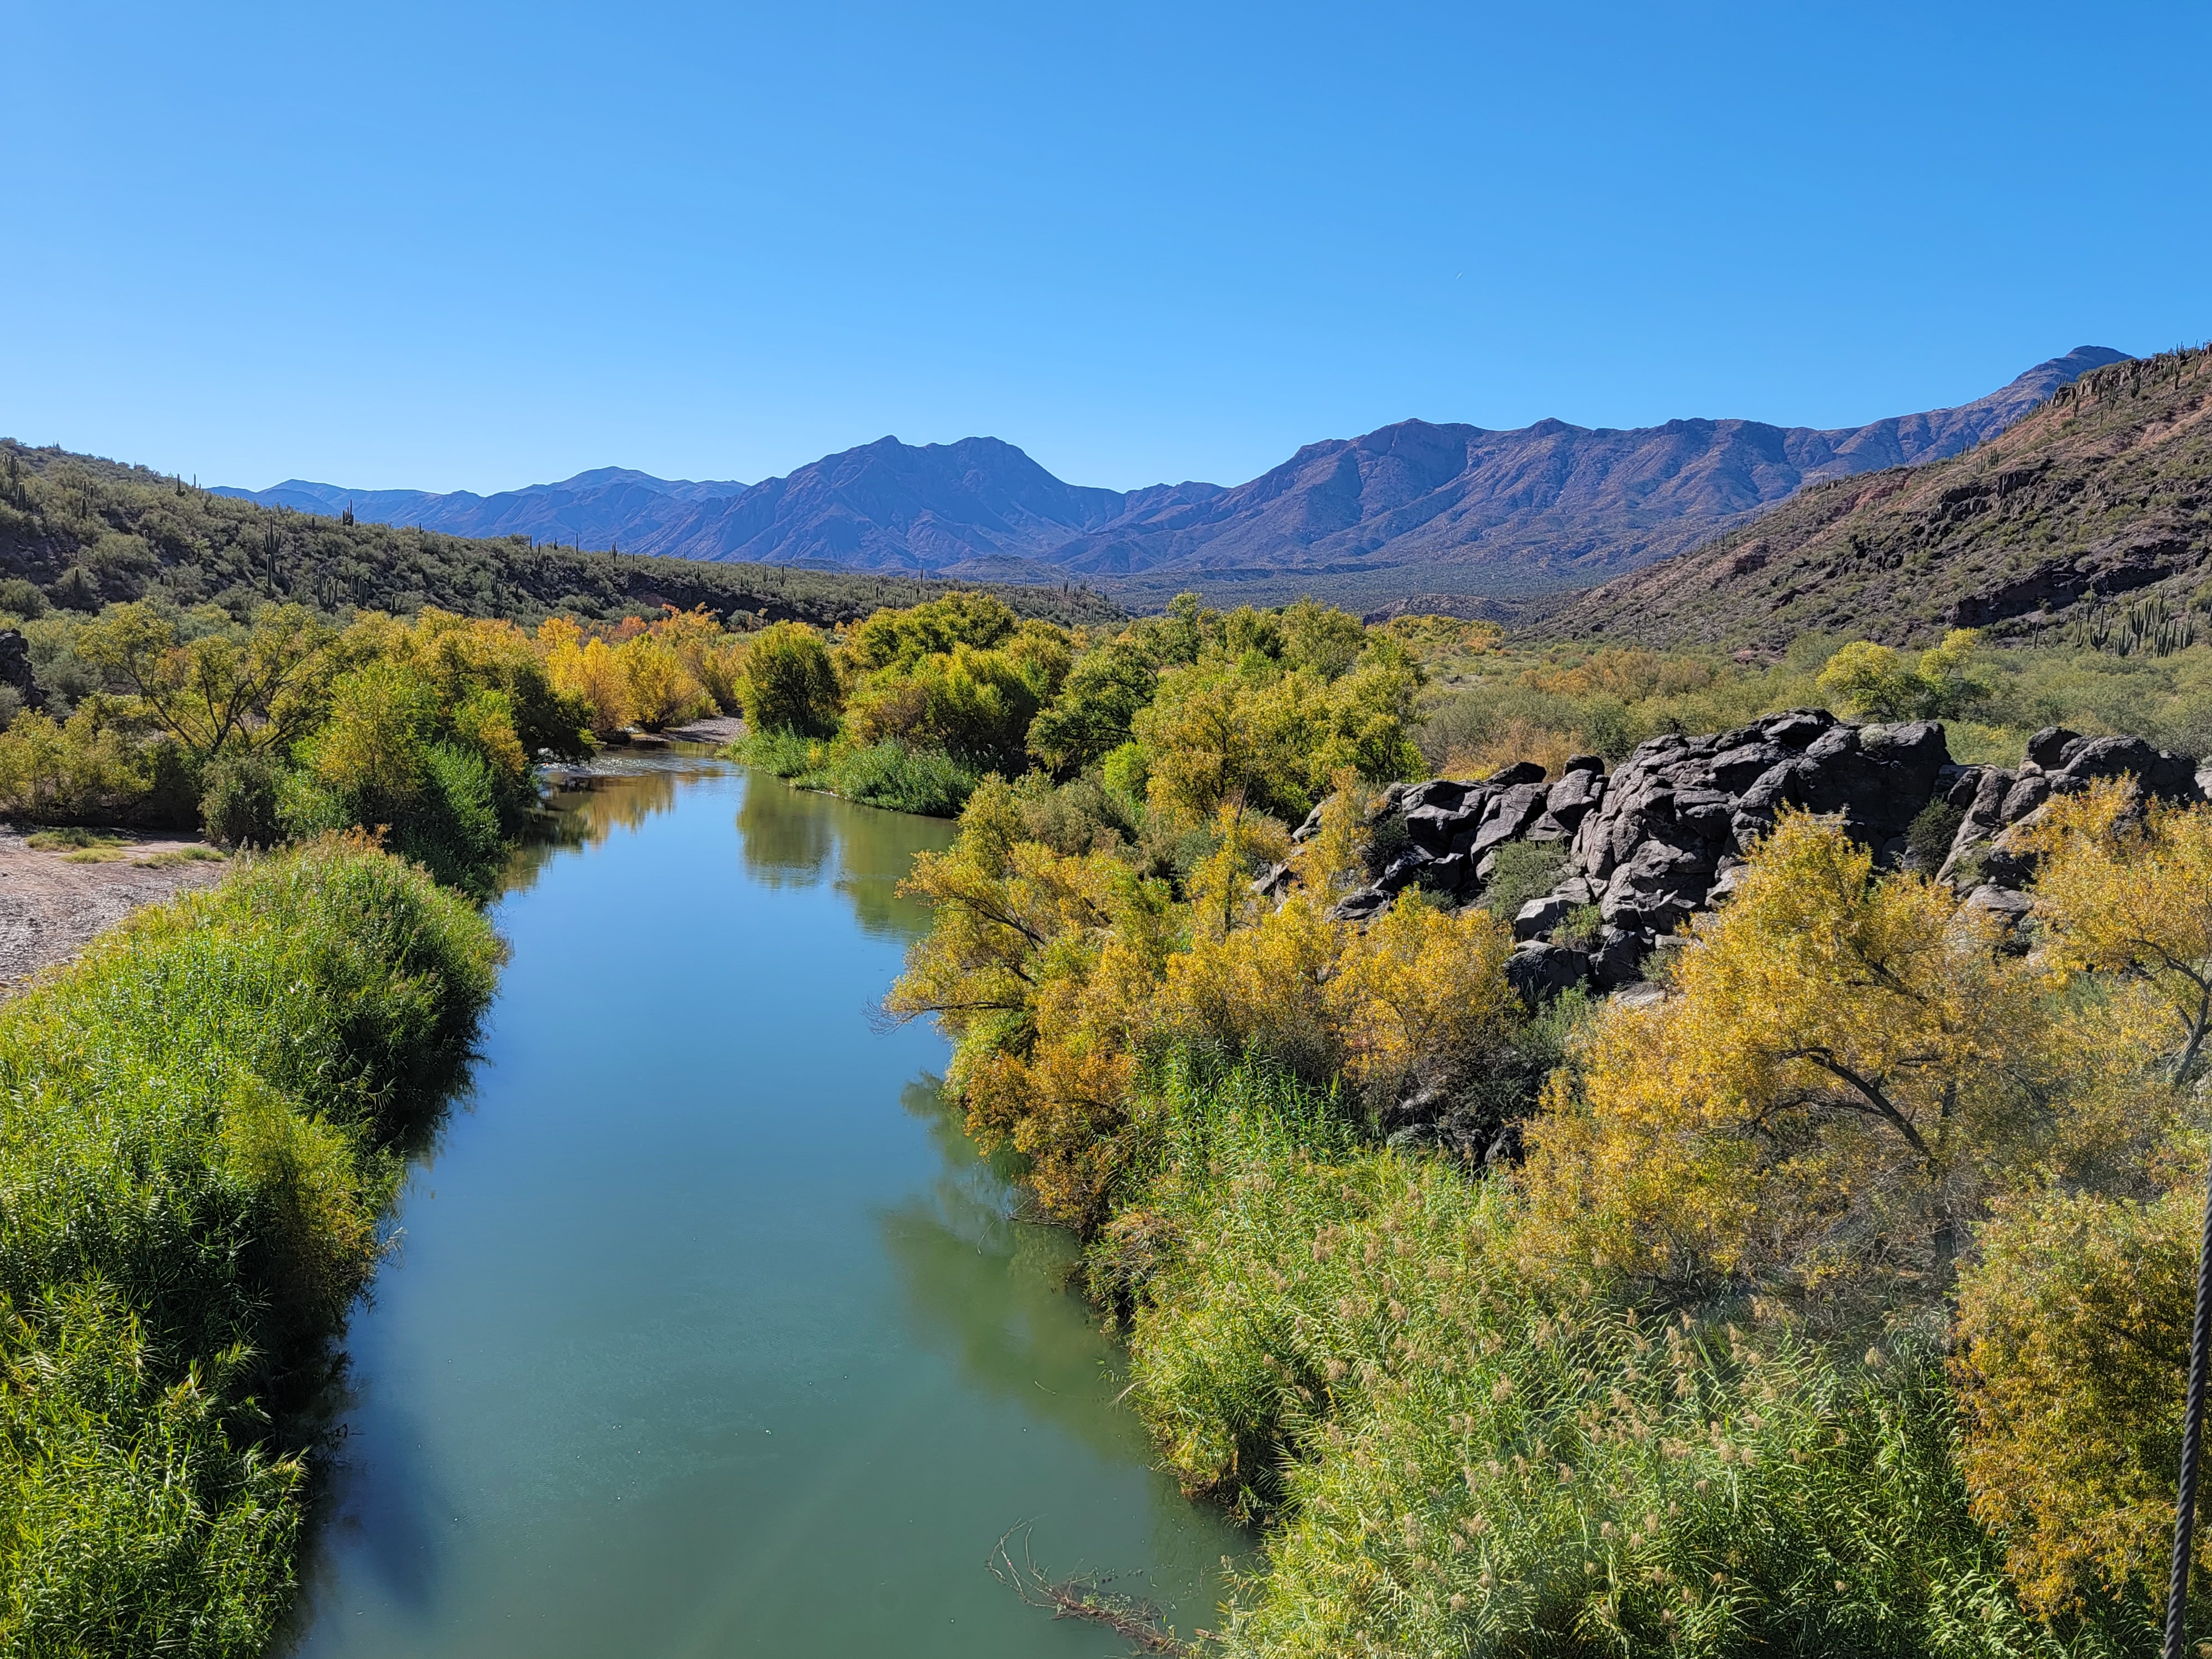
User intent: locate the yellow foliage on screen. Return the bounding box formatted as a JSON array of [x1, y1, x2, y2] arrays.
[[1954, 1177, 2203, 1615], [2030, 781, 2212, 1080], [537, 617, 632, 735], [1519, 812, 2049, 1312], [1329, 895, 1519, 1113]]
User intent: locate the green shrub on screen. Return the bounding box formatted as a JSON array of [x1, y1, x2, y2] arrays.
[[825, 739, 978, 817], [0, 838, 501, 1655], [1479, 838, 1568, 920], [200, 749, 283, 847], [738, 621, 841, 737], [1102, 1061, 2120, 1659], [729, 726, 817, 778], [1908, 797, 1967, 872]]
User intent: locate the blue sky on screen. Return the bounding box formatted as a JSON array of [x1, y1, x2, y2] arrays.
[[6, 2, 2208, 494]]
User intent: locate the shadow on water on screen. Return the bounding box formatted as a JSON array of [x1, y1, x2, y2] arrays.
[[880, 1074, 1251, 1612]]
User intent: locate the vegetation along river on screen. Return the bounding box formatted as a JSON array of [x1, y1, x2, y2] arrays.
[[287, 758, 1247, 1656]]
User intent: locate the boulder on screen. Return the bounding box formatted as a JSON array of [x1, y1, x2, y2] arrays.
[[1514, 893, 1573, 942], [1587, 926, 1648, 989], [2025, 726, 2081, 769], [1326, 886, 1393, 923], [1470, 782, 1550, 860], [1506, 941, 1588, 1002]]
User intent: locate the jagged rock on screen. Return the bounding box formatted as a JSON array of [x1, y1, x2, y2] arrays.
[[1611, 981, 1670, 1011], [1470, 782, 1550, 861], [1249, 861, 1296, 901], [1588, 926, 1647, 989], [1999, 773, 2051, 823], [1376, 847, 1437, 895], [1941, 732, 2204, 890], [1963, 883, 2034, 938], [2051, 734, 2203, 800], [1601, 839, 1713, 932], [1552, 875, 1598, 906], [1488, 760, 1547, 788], [1514, 893, 1573, 941], [2025, 726, 2081, 768], [1327, 886, 1393, 922], [1506, 940, 1588, 1002], [1291, 802, 1325, 843], [1403, 780, 1492, 853]]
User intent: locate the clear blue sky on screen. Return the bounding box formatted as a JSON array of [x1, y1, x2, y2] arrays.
[[6, 2, 2208, 495]]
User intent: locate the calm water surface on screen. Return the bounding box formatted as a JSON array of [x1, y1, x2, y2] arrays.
[[289, 760, 1246, 1657]]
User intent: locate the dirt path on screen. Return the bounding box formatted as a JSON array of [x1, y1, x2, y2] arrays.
[[0, 830, 229, 994]]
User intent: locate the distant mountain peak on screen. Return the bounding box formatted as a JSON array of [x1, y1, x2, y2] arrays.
[[218, 347, 2129, 607]]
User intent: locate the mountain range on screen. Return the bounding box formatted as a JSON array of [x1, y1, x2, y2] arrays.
[[1543, 347, 2212, 650], [219, 347, 2128, 611]]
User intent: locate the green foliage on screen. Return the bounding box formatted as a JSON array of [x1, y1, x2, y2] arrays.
[[0, 838, 501, 1655], [816, 739, 979, 817], [1479, 838, 1569, 920], [1818, 630, 1992, 721], [1910, 797, 1968, 870], [731, 731, 980, 818], [1027, 639, 1158, 776], [738, 620, 842, 737], [1102, 1061, 2093, 1658], [199, 749, 283, 848]]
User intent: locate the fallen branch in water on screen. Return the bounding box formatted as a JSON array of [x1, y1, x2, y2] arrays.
[[989, 1524, 1197, 1655]]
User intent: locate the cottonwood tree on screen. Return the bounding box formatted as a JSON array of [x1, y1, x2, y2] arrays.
[[74, 601, 334, 761]]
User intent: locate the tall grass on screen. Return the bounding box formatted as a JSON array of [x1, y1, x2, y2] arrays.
[[0, 835, 503, 1656], [731, 730, 980, 817], [1097, 1060, 2163, 1658]]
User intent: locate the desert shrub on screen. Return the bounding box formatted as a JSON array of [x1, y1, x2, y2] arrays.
[[1479, 837, 1569, 920], [1908, 796, 1966, 870], [200, 748, 283, 847]]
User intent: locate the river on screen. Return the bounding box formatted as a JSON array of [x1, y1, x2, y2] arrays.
[[286, 758, 1246, 1657]]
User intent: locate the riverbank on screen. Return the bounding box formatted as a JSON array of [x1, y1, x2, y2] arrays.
[[0, 837, 503, 1657], [0, 825, 228, 992]]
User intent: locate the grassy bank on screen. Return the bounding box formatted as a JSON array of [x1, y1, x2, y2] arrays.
[[893, 752, 2212, 1651], [0, 835, 502, 1656], [1097, 1061, 2092, 1658]]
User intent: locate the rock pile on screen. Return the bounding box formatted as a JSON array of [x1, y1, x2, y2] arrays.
[[1301, 710, 2205, 999]]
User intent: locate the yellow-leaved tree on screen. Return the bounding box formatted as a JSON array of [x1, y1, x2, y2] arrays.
[[883, 778, 1177, 1227], [1952, 784, 2212, 1616], [1520, 810, 2051, 1315]]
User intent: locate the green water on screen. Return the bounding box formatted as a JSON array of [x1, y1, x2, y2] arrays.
[[288, 761, 1246, 1657]]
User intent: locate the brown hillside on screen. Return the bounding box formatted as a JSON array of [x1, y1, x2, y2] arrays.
[[1542, 348, 2212, 651]]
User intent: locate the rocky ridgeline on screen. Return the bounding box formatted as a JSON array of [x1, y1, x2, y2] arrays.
[[1280, 710, 2208, 999]]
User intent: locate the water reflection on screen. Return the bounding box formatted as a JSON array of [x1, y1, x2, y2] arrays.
[[737, 771, 948, 938], [288, 760, 1240, 1659]]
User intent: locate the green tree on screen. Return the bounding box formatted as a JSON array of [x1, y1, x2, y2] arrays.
[[1027, 640, 1158, 776], [1817, 628, 1990, 721], [738, 622, 842, 737], [74, 601, 334, 761]]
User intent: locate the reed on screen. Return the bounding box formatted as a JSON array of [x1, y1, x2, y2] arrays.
[[0, 834, 502, 1656]]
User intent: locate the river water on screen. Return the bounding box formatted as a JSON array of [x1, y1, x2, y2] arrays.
[[288, 759, 1246, 1657]]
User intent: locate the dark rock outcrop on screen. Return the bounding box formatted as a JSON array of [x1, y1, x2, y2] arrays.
[[1319, 711, 2203, 1000], [0, 630, 41, 712]]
